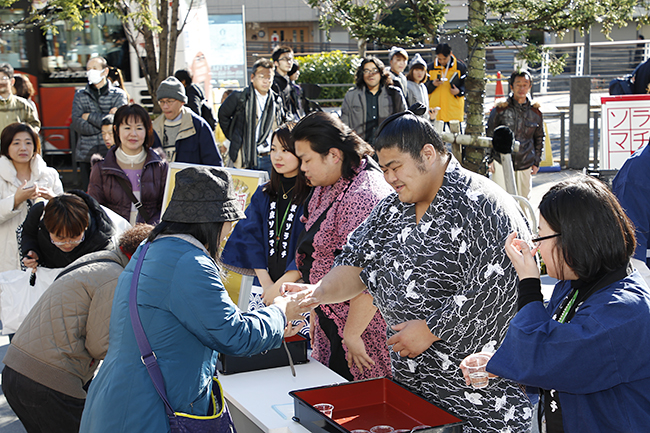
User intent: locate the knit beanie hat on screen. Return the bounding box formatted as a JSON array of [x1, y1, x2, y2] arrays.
[[409, 53, 427, 71], [157, 76, 188, 103], [388, 46, 408, 61]]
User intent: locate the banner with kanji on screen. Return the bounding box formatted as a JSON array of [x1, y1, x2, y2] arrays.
[[601, 94, 650, 170]]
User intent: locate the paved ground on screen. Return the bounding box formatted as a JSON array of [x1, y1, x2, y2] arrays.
[[0, 332, 26, 433], [530, 168, 581, 209]]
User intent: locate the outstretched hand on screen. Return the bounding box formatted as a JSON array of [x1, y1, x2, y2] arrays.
[[504, 232, 540, 280], [281, 282, 321, 310], [272, 290, 311, 322]]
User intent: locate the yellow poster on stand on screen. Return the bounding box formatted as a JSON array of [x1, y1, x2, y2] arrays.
[[163, 163, 269, 304]]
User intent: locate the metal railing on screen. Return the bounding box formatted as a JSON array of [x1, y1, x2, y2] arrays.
[[293, 39, 648, 170], [543, 108, 602, 169], [537, 39, 650, 94], [245, 38, 648, 100]]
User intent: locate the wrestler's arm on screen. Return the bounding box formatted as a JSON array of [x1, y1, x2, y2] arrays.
[[283, 265, 365, 308]]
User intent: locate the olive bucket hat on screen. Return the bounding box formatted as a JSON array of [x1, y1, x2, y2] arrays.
[[162, 167, 246, 223]]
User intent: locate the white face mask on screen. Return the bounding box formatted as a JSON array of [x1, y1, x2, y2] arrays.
[[87, 69, 105, 85]]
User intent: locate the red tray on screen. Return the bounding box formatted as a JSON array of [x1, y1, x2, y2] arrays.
[[290, 378, 465, 433]]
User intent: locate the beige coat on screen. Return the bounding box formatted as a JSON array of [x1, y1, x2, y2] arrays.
[[0, 95, 40, 134], [0, 154, 63, 273], [3, 249, 129, 399]]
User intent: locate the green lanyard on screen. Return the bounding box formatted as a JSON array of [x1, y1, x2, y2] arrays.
[[274, 199, 292, 246], [557, 289, 580, 324]]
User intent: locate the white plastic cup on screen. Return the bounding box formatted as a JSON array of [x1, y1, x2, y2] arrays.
[[314, 403, 334, 418], [465, 353, 491, 389]]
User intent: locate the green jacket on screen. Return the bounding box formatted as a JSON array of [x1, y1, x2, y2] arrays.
[[0, 94, 40, 133]]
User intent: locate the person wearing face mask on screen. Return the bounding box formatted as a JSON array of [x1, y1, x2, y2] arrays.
[[71, 56, 128, 191], [0, 64, 40, 135]]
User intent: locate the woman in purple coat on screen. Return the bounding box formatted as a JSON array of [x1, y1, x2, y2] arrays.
[[89, 104, 168, 225]]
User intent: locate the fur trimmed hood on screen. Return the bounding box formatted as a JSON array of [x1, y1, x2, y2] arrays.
[[494, 95, 541, 112]]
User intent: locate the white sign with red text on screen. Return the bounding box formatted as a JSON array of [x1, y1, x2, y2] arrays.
[[601, 94, 650, 170]]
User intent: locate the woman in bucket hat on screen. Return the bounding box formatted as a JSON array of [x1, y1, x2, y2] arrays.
[[80, 166, 306, 433]]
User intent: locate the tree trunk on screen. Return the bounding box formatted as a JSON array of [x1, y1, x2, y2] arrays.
[[357, 38, 367, 58], [141, 25, 163, 112], [168, 0, 181, 78], [458, 0, 489, 174], [119, 0, 185, 114], [465, 0, 487, 138], [159, 0, 170, 86]]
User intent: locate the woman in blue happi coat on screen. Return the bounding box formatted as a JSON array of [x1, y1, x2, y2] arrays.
[[222, 123, 310, 307], [461, 175, 650, 433]]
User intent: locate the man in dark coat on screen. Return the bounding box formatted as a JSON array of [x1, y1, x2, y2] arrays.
[[271, 46, 301, 121], [218, 58, 285, 174], [71, 56, 128, 190], [152, 76, 223, 166], [487, 70, 544, 199]]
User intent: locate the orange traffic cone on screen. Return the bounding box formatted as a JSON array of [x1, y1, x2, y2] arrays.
[[495, 71, 504, 100]]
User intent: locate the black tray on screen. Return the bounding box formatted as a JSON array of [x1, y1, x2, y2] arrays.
[[217, 334, 309, 374]]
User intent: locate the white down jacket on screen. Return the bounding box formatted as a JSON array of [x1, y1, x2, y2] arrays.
[[0, 154, 63, 273]]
